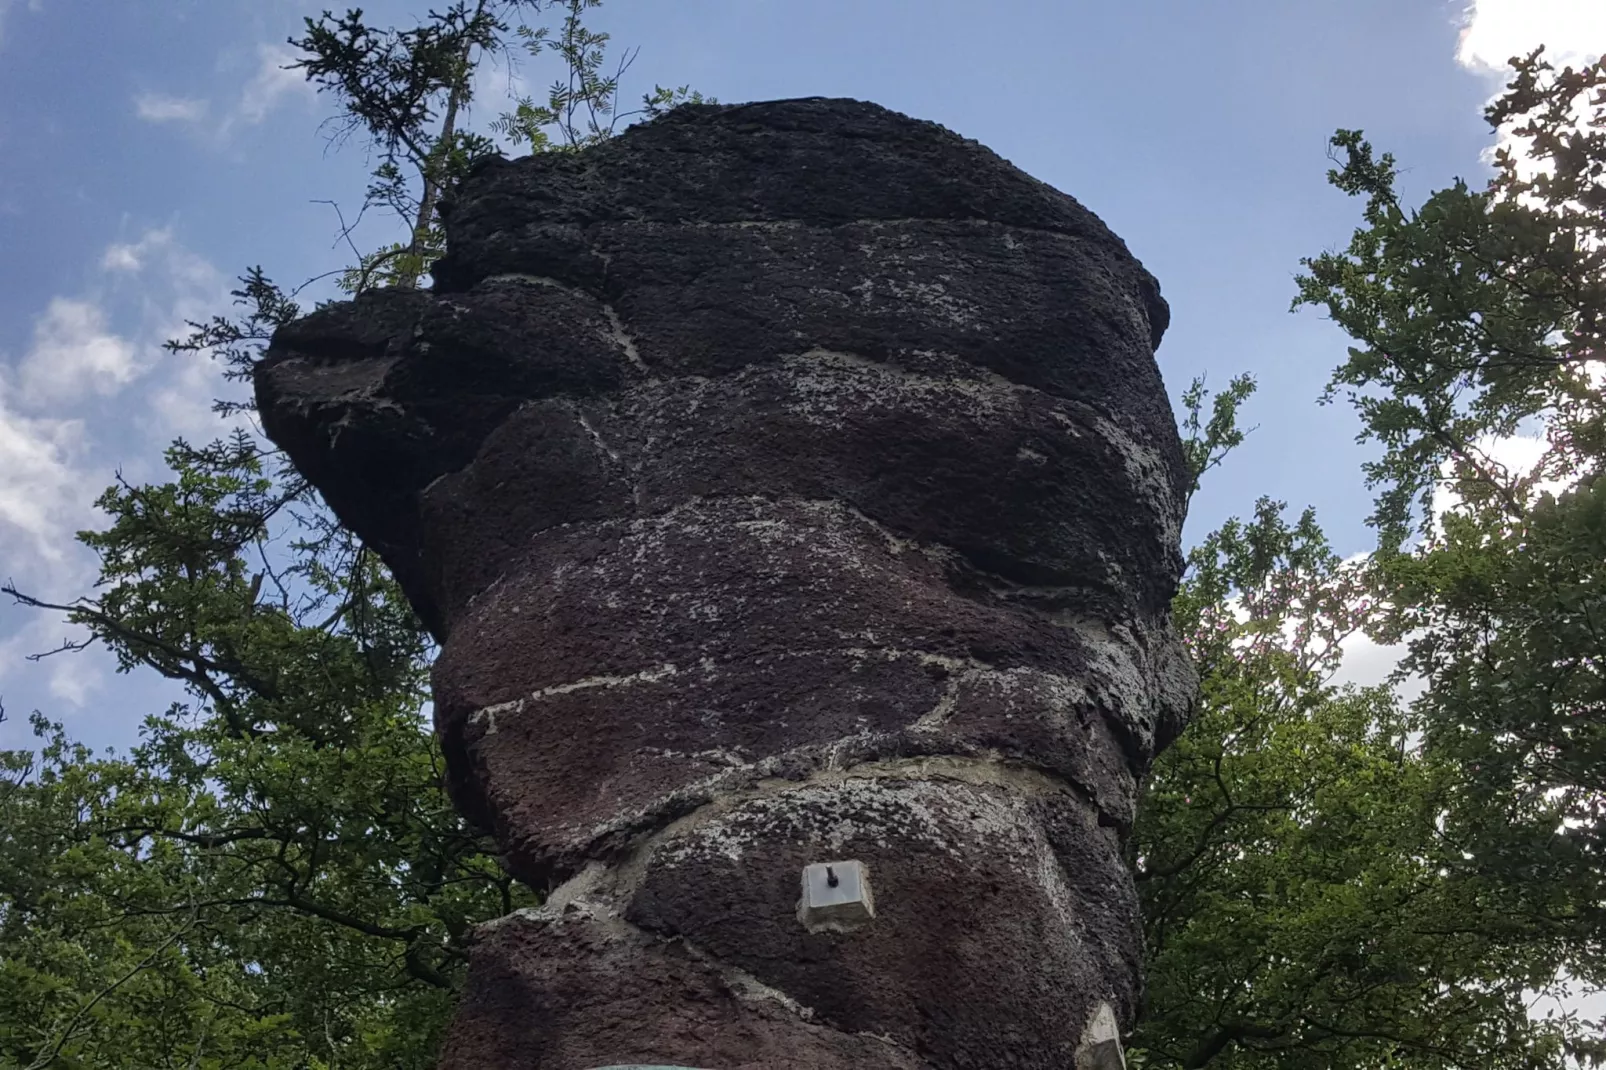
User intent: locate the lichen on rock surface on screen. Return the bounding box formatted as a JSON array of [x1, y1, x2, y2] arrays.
[[256, 96, 1194, 1070]]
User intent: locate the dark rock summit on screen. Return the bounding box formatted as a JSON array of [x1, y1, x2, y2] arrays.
[[256, 96, 1195, 1070]]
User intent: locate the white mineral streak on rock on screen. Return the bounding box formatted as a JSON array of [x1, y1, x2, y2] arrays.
[[469, 664, 681, 734], [468, 698, 520, 735], [574, 409, 621, 464], [600, 303, 651, 376], [912, 674, 959, 733], [780, 347, 1016, 420], [879, 276, 981, 327], [480, 272, 586, 292], [721, 965, 819, 1020]]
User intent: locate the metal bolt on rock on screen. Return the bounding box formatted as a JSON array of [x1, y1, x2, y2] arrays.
[[799, 860, 875, 930]]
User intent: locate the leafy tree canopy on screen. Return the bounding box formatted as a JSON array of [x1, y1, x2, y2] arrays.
[[1, 3, 699, 1066], [1294, 47, 1606, 1023]]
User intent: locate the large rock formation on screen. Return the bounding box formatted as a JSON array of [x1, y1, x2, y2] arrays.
[[255, 97, 1195, 1070]]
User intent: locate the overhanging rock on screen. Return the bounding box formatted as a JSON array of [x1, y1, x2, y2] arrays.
[[256, 96, 1195, 1070]]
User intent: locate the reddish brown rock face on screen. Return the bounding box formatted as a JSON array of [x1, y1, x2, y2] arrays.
[[256, 97, 1194, 1070]]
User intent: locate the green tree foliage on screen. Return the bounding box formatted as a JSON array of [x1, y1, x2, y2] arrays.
[[0, 3, 695, 1067], [1295, 47, 1606, 1022], [1129, 382, 1588, 1068], [293, 0, 515, 291], [2, 436, 522, 1067], [291, 0, 706, 292], [1295, 49, 1605, 551], [488, 0, 708, 152], [2, 703, 434, 1069]]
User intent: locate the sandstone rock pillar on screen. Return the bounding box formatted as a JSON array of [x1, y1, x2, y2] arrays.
[[255, 97, 1195, 1070]]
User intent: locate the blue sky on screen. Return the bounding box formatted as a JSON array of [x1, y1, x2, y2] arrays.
[[0, 0, 1599, 753]]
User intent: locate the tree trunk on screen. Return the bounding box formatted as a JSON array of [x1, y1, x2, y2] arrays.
[[397, 0, 486, 289]]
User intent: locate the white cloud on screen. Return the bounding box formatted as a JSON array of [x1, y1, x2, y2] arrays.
[[230, 43, 313, 128], [16, 298, 141, 405], [138, 43, 314, 143], [101, 227, 221, 296], [1427, 431, 1578, 528], [1456, 0, 1606, 74], [115, 234, 242, 440], [0, 386, 89, 565], [1455, 2, 1606, 187], [1330, 628, 1402, 689], [101, 229, 181, 274], [0, 615, 104, 709], [0, 229, 235, 712], [101, 245, 143, 273], [1331, 627, 1429, 707], [146, 342, 235, 442], [0, 385, 107, 709], [134, 93, 209, 125]]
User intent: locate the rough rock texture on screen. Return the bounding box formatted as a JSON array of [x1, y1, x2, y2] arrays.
[[255, 97, 1195, 1070]]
